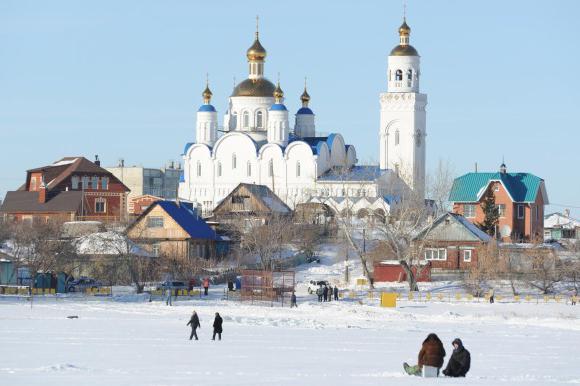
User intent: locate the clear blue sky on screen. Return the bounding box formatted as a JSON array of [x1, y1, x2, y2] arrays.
[[1, 0, 579, 214]]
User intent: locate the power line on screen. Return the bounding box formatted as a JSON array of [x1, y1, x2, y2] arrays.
[[548, 203, 580, 209]]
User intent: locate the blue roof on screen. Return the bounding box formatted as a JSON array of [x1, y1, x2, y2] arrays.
[[318, 165, 385, 182], [326, 133, 338, 150], [270, 103, 287, 111], [198, 104, 216, 112], [296, 107, 314, 115], [183, 142, 194, 155], [157, 201, 218, 240], [301, 136, 328, 155], [449, 172, 544, 203]]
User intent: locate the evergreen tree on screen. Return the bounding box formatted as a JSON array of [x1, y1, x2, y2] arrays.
[[478, 188, 499, 236]]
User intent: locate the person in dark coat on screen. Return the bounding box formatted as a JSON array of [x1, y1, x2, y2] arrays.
[[443, 338, 471, 377], [327, 285, 333, 302], [290, 292, 297, 308], [186, 310, 201, 340], [333, 286, 339, 301], [316, 285, 323, 302], [323, 285, 328, 302], [212, 312, 223, 341], [404, 333, 446, 376]]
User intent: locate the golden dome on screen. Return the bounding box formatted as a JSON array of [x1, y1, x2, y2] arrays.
[[231, 78, 276, 97], [390, 44, 419, 56], [202, 84, 212, 104], [300, 88, 310, 105], [247, 33, 267, 61], [399, 19, 411, 36], [273, 81, 284, 102]]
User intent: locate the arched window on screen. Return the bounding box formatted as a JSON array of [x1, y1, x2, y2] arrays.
[[242, 111, 249, 128], [395, 130, 400, 146], [268, 159, 274, 177], [196, 162, 202, 177], [217, 162, 222, 177], [232, 153, 237, 169], [407, 69, 413, 80], [395, 69, 403, 81], [296, 161, 301, 177], [246, 161, 251, 177], [256, 111, 263, 128]]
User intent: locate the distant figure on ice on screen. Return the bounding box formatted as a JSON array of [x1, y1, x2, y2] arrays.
[[203, 278, 210, 296], [403, 333, 446, 376], [316, 285, 323, 302], [327, 285, 333, 302], [572, 288, 578, 306], [165, 287, 172, 306], [323, 285, 329, 302], [442, 338, 471, 377], [212, 312, 223, 341], [334, 286, 339, 301], [186, 310, 201, 340], [489, 288, 495, 304], [290, 291, 297, 308]]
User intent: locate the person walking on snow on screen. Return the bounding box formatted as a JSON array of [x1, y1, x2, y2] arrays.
[[316, 285, 323, 302], [290, 291, 297, 308], [403, 333, 446, 376], [165, 287, 172, 306], [489, 288, 495, 304], [327, 285, 333, 302], [203, 278, 210, 296], [186, 310, 201, 340], [212, 312, 223, 340], [323, 285, 328, 302], [334, 286, 339, 301], [572, 288, 578, 306], [442, 338, 471, 377]]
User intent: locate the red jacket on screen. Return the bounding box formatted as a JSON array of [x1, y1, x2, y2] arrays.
[[203, 279, 210, 288], [418, 335, 446, 368]]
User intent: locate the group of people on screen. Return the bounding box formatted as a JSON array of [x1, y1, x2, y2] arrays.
[[404, 333, 471, 377], [316, 284, 339, 302], [186, 310, 223, 341]]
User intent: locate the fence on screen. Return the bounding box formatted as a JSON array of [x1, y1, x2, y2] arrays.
[[0, 285, 113, 297]]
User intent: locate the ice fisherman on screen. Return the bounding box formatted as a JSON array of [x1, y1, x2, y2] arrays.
[[323, 285, 329, 302], [186, 310, 201, 341], [403, 333, 446, 376], [316, 285, 323, 302], [203, 278, 210, 296], [333, 286, 339, 301], [327, 285, 333, 302], [572, 288, 578, 306], [212, 312, 223, 341], [489, 287, 495, 304], [290, 291, 297, 308], [442, 338, 471, 377], [165, 287, 172, 306]]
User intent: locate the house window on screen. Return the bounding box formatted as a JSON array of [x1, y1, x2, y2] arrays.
[[91, 176, 99, 190], [147, 216, 164, 228], [494, 184, 500, 192], [82, 176, 89, 189], [71, 176, 79, 190], [256, 111, 264, 128], [517, 204, 525, 219], [95, 198, 106, 213], [152, 243, 160, 257], [498, 204, 506, 217], [424, 248, 447, 261], [395, 69, 403, 81], [101, 177, 108, 190], [464, 204, 476, 218], [407, 69, 412, 80], [463, 249, 473, 262], [268, 159, 273, 177], [296, 161, 301, 177], [196, 162, 202, 177], [246, 161, 251, 177], [395, 130, 400, 146], [243, 111, 249, 128], [217, 162, 222, 177], [232, 153, 237, 169], [30, 178, 37, 191]]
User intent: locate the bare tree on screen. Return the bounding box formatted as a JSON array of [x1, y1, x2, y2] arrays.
[[464, 242, 500, 296], [525, 246, 561, 294], [426, 159, 456, 217]]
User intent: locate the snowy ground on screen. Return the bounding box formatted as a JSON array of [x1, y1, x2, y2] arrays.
[[0, 295, 578, 386]]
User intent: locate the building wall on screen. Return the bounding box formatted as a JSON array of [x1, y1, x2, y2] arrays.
[[420, 241, 481, 270]]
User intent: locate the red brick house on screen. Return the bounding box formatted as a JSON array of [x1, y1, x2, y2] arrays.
[[129, 194, 163, 216], [0, 156, 130, 223], [449, 163, 549, 242]]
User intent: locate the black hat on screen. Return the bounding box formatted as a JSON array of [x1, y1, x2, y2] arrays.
[[452, 338, 463, 347]]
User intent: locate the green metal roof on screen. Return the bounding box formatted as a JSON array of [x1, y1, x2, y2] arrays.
[[449, 172, 544, 203]]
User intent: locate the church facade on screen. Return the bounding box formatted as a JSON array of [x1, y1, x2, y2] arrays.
[[179, 19, 427, 216]]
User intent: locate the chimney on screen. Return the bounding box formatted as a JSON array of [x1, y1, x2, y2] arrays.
[[499, 162, 507, 174], [38, 176, 47, 203], [475, 162, 478, 173], [94, 155, 101, 167]]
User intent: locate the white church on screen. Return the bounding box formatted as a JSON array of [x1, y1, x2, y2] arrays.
[[179, 19, 427, 217]]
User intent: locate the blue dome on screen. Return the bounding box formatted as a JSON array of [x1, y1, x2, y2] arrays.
[[297, 107, 314, 115], [198, 104, 216, 112], [270, 103, 287, 111]]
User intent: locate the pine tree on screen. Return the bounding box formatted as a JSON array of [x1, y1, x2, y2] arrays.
[[479, 188, 499, 236]]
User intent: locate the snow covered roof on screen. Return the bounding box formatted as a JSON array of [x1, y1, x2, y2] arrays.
[[74, 231, 151, 256], [317, 165, 386, 182], [544, 212, 580, 229]]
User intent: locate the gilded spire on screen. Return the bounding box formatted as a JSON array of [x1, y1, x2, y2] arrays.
[[300, 77, 310, 107], [273, 78, 284, 104], [247, 16, 267, 62], [202, 74, 212, 104]]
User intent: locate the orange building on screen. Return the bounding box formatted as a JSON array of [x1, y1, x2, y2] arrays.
[[449, 164, 548, 242]]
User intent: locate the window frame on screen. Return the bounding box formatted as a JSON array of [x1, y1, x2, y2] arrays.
[[463, 249, 473, 262], [101, 177, 108, 190], [498, 204, 506, 218], [395, 69, 403, 81], [242, 111, 250, 128], [424, 248, 447, 261], [147, 216, 164, 228], [256, 111, 264, 128], [94, 198, 106, 213], [464, 204, 476, 218], [517, 204, 525, 219]]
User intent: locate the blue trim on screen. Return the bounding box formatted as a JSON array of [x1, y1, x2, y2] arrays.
[[183, 142, 194, 155], [270, 103, 287, 111], [198, 104, 216, 112], [296, 107, 314, 115], [326, 133, 338, 150], [179, 170, 185, 183]]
